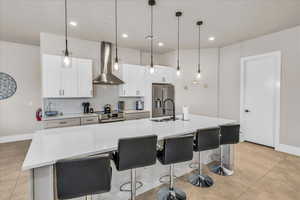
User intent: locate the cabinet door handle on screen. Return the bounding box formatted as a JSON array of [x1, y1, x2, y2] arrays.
[[62, 90, 65, 96], [86, 119, 94, 122], [123, 90, 126, 96], [59, 121, 67, 125]]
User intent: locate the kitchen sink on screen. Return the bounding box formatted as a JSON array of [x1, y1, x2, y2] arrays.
[[151, 117, 180, 122]]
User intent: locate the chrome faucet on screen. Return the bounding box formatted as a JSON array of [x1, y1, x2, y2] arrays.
[[163, 98, 176, 121]]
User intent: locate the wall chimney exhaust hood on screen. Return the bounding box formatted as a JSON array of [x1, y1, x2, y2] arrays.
[[93, 41, 124, 85]]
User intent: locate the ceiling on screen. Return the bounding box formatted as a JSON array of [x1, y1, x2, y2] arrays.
[[1, 0, 300, 53]]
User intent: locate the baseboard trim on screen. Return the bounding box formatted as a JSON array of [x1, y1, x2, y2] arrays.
[[0, 133, 34, 144], [276, 144, 300, 156]]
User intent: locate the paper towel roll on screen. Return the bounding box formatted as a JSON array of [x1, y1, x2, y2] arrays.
[[182, 106, 190, 121]]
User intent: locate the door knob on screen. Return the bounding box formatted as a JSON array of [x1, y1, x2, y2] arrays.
[[245, 109, 250, 113]]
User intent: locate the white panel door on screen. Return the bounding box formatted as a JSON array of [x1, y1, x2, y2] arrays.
[[42, 55, 62, 98], [76, 58, 93, 97], [241, 52, 281, 147]]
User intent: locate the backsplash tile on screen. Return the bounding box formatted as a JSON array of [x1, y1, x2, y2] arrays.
[[43, 85, 142, 114]]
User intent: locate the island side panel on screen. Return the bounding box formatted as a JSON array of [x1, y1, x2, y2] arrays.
[[33, 165, 55, 200]]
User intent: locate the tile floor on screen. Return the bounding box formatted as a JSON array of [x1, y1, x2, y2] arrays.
[[0, 141, 299, 200]]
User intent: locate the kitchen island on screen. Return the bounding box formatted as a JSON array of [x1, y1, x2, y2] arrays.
[[23, 114, 235, 200]]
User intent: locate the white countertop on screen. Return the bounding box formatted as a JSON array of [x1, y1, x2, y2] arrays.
[[22, 114, 235, 170], [43, 113, 99, 121]]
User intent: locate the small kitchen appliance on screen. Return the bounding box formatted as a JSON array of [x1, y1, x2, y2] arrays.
[[136, 100, 144, 110], [82, 102, 90, 114], [104, 104, 112, 114], [118, 101, 125, 112], [96, 110, 125, 123]]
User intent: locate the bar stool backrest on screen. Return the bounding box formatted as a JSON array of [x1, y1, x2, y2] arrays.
[[162, 135, 194, 165], [116, 135, 158, 171], [56, 156, 112, 199], [220, 124, 240, 145], [195, 127, 220, 151]]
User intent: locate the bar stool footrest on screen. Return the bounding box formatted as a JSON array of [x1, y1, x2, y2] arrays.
[[157, 187, 186, 200], [159, 174, 178, 184], [188, 162, 199, 169], [120, 181, 143, 192]]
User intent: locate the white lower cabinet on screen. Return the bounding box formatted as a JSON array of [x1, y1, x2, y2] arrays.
[[43, 118, 81, 129], [42, 54, 93, 98], [125, 111, 151, 120]]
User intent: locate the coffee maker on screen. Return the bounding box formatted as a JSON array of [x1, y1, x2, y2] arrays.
[[82, 102, 90, 114]]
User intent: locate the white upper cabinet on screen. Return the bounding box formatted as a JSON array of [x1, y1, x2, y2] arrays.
[[42, 54, 62, 98], [119, 64, 147, 97], [76, 58, 93, 97], [42, 54, 93, 98], [150, 65, 176, 84]]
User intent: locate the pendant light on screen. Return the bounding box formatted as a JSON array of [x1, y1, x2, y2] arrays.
[[148, 0, 156, 74], [114, 0, 119, 71], [196, 21, 203, 79], [62, 0, 71, 67], [176, 11, 182, 77]]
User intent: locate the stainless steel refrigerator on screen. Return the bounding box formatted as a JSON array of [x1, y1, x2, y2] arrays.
[[152, 83, 175, 118]]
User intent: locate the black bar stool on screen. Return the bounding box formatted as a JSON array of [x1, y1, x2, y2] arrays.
[[211, 124, 240, 176], [157, 135, 194, 200], [189, 127, 220, 187], [112, 135, 158, 200], [55, 155, 112, 200]]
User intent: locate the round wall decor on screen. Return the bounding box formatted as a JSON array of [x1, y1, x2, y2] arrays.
[[0, 72, 17, 100]]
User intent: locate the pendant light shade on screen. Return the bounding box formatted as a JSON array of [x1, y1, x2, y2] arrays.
[[114, 0, 119, 71], [62, 0, 71, 68], [176, 11, 182, 77], [148, 0, 156, 74], [196, 21, 203, 79]]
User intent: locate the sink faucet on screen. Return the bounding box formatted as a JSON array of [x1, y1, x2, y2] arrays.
[[163, 98, 176, 121]]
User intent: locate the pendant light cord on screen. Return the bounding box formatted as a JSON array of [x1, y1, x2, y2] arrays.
[[198, 24, 201, 73], [115, 0, 118, 59], [177, 15, 180, 70], [64, 0, 68, 55], [150, 4, 154, 67]]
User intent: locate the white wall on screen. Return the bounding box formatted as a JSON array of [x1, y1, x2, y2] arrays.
[[160, 48, 219, 117], [0, 41, 41, 137], [219, 26, 300, 148]]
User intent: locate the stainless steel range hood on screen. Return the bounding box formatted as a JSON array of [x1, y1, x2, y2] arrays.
[[93, 41, 124, 85]]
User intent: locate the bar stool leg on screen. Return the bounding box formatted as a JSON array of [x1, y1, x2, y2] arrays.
[[157, 165, 187, 200], [131, 169, 136, 200], [189, 151, 214, 187], [211, 145, 234, 176], [119, 170, 143, 193]]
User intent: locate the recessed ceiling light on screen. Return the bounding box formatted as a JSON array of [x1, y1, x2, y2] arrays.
[[158, 42, 164, 47], [122, 33, 128, 38], [208, 36, 215, 41], [69, 21, 78, 27]]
